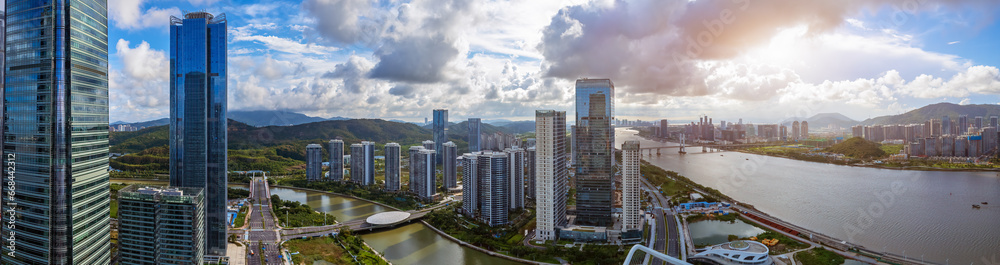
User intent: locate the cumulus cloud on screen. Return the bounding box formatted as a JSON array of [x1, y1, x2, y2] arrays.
[[110, 39, 169, 121], [321, 55, 376, 94], [537, 0, 997, 97], [108, 0, 180, 30]]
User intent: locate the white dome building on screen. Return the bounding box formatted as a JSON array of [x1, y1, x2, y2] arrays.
[[689, 240, 774, 265]]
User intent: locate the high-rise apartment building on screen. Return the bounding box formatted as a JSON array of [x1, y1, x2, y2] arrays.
[[461, 153, 480, 218], [659, 119, 669, 138], [526, 147, 537, 199], [991, 116, 998, 129], [385, 143, 401, 191], [409, 146, 422, 193], [306, 144, 323, 181], [792, 121, 800, 140], [168, 11, 228, 256], [942, 116, 951, 135], [119, 186, 205, 265], [573, 79, 615, 227], [2, 1, 113, 263], [535, 110, 569, 240], [329, 139, 345, 181], [443, 142, 458, 189], [959, 115, 969, 135], [622, 141, 641, 233], [423, 140, 435, 151], [469, 118, 482, 152], [350, 142, 376, 185], [801, 121, 809, 139], [507, 147, 525, 210], [975, 116, 984, 130], [433, 109, 449, 164], [411, 148, 437, 201]]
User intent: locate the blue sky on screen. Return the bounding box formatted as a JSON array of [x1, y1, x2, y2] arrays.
[[107, 0, 1000, 123]]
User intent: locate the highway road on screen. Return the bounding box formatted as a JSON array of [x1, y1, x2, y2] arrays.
[[640, 177, 681, 265]]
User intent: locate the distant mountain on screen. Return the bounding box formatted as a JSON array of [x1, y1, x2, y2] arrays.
[[860, 103, 1000, 126], [499, 120, 535, 134], [112, 118, 169, 129], [781, 113, 858, 130], [327, 116, 350, 121], [229, 110, 329, 127]]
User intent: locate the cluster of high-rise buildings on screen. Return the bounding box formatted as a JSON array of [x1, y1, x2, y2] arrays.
[[0, 8, 231, 264], [852, 115, 999, 158]]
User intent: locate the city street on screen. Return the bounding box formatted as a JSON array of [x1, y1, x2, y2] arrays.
[[246, 177, 284, 265], [640, 177, 681, 264]]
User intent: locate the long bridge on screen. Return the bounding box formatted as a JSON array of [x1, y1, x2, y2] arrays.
[[637, 143, 775, 155]]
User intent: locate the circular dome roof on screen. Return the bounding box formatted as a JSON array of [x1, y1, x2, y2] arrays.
[[365, 211, 411, 225], [728, 241, 750, 250]]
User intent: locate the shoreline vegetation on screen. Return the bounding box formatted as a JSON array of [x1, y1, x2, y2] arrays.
[[633, 131, 998, 172]]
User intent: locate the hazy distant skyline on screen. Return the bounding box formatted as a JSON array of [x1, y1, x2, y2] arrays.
[[105, 0, 1000, 123]]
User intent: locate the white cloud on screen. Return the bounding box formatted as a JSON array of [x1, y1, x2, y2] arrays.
[[108, 0, 180, 30], [110, 39, 169, 122]]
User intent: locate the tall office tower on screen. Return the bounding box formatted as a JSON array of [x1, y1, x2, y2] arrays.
[[478, 152, 510, 226], [659, 119, 669, 138], [622, 141, 641, 233], [526, 147, 537, 199], [408, 146, 422, 193], [168, 11, 228, 256], [469, 118, 482, 152], [942, 116, 951, 135], [329, 139, 345, 181], [4, 1, 112, 262], [423, 140, 435, 151], [959, 115, 969, 134], [433, 109, 449, 164], [507, 147, 525, 210], [362, 141, 375, 185], [411, 148, 437, 201], [306, 144, 323, 181], [792, 121, 800, 140], [461, 154, 480, 218], [385, 143, 401, 191], [801, 121, 809, 139], [975, 116, 984, 130], [350, 144, 364, 184], [443, 141, 458, 189], [573, 79, 615, 227], [119, 186, 205, 265], [535, 110, 569, 240], [991, 116, 998, 129]]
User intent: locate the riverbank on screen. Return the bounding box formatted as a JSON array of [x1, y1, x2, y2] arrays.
[[421, 220, 557, 265], [737, 149, 1000, 172]]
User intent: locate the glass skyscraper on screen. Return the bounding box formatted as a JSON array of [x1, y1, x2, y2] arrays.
[[169, 11, 228, 256], [573, 79, 615, 227], [2, 0, 111, 263], [468, 118, 481, 152], [433, 109, 448, 164]]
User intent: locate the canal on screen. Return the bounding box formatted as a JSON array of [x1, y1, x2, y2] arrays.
[[616, 128, 1000, 264]]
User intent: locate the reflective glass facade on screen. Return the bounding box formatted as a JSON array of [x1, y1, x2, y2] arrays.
[[573, 79, 615, 227], [433, 109, 448, 164], [384, 143, 400, 191], [468, 118, 481, 152], [118, 186, 205, 265], [2, 0, 111, 263], [169, 11, 227, 256]]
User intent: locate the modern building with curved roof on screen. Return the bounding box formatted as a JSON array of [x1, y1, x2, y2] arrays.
[[365, 211, 412, 226], [689, 240, 774, 265]]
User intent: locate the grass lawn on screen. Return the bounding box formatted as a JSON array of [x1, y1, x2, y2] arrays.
[[284, 236, 352, 265], [795, 247, 845, 265], [234, 206, 248, 228], [880, 144, 904, 155], [111, 200, 118, 219]]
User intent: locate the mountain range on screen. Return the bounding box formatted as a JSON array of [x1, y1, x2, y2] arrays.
[[860, 103, 1000, 126], [780, 113, 859, 129]]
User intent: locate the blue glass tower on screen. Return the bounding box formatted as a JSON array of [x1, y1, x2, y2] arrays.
[[433, 109, 448, 164], [573, 78, 615, 227], [468, 118, 481, 152], [2, 0, 111, 264], [169, 11, 228, 256]]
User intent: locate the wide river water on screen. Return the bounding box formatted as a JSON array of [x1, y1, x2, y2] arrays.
[[615, 128, 1000, 265]]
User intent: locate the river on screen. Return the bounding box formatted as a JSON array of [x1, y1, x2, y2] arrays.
[[615, 128, 1000, 264]]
